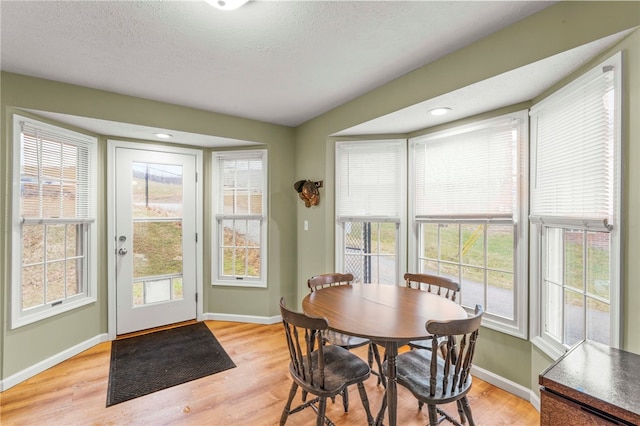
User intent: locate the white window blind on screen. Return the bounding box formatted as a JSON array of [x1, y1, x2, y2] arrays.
[[530, 64, 615, 231], [411, 114, 522, 220], [214, 151, 265, 218], [20, 120, 96, 223], [336, 140, 404, 221]]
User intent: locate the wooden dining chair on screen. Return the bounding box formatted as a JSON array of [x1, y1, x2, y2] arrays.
[[381, 305, 484, 426], [279, 297, 374, 426], [308, 273, 386, 396], [404, 272, 461, 353]]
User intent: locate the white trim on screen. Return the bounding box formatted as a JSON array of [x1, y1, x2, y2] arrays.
[[211, 149, 268, 288], [529, 51, 622, 355], [10, 114, 98, 330], [0, 333, 109, 391], [530, 390, 541, 412], [408, 110, 529, 338], [334, 139, 407, 285], [531, 335, 566, 361], [107, 140, 204, 339], [471, 365, 540, 411], [11, 297, 97, 329], [203, 312, 282, 325]]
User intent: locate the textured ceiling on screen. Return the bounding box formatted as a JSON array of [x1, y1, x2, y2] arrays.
[[2, 0, 556, 129], [1, 1, 630, 146]]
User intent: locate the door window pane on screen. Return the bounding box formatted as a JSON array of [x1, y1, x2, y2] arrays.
[[133, 221, 183, 278], [132, 163, 183, 217]]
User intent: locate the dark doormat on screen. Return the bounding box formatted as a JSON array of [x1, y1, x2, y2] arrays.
[[107, 322, 236, 406]]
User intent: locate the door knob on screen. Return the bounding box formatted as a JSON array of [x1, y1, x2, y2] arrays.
[[118, 247, 128, 255]]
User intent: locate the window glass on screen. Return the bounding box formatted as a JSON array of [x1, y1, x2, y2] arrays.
[[410, 111, 527, 337], [335, 140, 406, 285], [531, 53, 621, 353], [343, 221, 398, 284], [12, 115, 97, 327], [212, 150, 267, 287]]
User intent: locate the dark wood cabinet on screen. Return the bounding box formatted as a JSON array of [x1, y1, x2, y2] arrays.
[[539, 340, 640, 426]]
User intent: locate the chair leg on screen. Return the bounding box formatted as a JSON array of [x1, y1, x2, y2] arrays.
[[371, 343, 386, 388], [317, 397, 328, 426], [375, 390, 387, 426], [456, 400, 467, 424], [460, 396, 475, 426], [280, 382, 298, 425], [427, 404, 439, 426], [341, 387, 349, 412], [356, 382, 374, 426]]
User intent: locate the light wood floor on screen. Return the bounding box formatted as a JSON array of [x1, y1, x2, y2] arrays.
[[1, 321, 540, 425]]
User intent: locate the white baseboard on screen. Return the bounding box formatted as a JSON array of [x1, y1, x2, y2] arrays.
[[0, 333, 109, 392], [203, 312, 282, 325], [529, 390, 541, 412], [471, 365, 540, 412]]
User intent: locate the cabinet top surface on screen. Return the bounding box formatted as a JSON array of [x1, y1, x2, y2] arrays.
[[539, 340, 640, 417]]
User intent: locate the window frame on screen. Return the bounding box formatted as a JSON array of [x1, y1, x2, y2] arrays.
[[11, 114, 98, 329], [211, 149, 268, 288], [334, 139, 407, 285], [408, 111, 529, 339], [529, 52, 622, 359]]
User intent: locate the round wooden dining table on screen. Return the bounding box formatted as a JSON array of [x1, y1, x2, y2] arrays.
[[302, 283, 468, 426]]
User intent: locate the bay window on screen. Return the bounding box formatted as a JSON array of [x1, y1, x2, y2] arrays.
[[530, 52, 621, 357], [335, 140, 406, 284], [11, 115, 98, 328], [409, 111, 528, 337], [211, 150, 267, 287]]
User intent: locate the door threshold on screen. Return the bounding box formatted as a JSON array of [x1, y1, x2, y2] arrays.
[[115, 319, 198, 340]]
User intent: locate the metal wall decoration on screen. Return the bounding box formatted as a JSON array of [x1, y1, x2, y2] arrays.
[[294, 180, 323, 207]]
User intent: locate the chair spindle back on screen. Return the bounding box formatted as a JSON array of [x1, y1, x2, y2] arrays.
[[308, 273, 354, 292], [280, 297, 328, 389], [426, 305, 483, 397], [404, 272, 461, 302]]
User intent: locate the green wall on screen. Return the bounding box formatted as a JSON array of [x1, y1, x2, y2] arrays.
[[0, 73, 296, 378], [1, 1, 639, 399], [294, 1, 640, 390]]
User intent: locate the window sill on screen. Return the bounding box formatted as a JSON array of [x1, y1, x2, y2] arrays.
[[11, 296, 97, 330], [531, 335, 566, 361], [211, 280, 267, 289], [473, 312, 528, 340]]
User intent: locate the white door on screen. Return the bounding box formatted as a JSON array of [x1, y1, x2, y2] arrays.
[[115, 148, 197, 335]]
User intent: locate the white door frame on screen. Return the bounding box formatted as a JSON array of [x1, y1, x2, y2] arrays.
[[107, 140, 203, 340]]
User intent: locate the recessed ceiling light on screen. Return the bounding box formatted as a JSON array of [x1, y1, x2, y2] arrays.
[[205, 0, 249, 10], [428, 107, 452, 116], [154, 133, 172, 139]]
